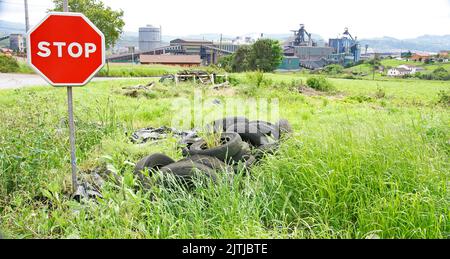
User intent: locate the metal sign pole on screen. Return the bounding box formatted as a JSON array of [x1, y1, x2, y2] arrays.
[[63, 0, 77, 193]]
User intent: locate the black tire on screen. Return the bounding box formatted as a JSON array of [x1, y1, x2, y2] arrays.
[[276, 119, 293, 137], [253, 142, 280, 160], [230, 142, 251, 163], [233, 154, 257, 172], [159, 160, 217, 189], [179, 137, 199, 157], [134, 153, 175, 188], [226, 122, 270, 147], [248, 120, 280, 140], [188, 132, 242, 162], [209, 116, 249, 132], [180, 155, 234, 173]]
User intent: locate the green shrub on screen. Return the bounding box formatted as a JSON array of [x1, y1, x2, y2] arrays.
[[375, 87, 386, 99], [227, 75, 240, 86], [306, 76, 335, 91], [0, 54, 20, 73], [245, 71, 273, 88], [418, 67, 450, 81], [437, 90, 450, 106], [323, 64, 344, 74]]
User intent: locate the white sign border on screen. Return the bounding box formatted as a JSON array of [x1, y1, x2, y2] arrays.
[[27, 12, 106, 87]]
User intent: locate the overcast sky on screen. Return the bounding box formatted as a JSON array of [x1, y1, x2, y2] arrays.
[[1, 0, 450, 39]]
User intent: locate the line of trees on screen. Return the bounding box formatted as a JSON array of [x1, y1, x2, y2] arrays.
[[218, 39, 283, 73]]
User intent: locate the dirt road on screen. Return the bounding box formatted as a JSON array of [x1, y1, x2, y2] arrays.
[[0, 73, 151, 89]]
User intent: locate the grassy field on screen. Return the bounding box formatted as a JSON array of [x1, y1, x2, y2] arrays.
[[348, 59, 450, 78], [0, 74, 448, 238], [97, 63, 184, 77]]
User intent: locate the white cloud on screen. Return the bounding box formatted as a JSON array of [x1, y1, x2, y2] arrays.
[[1, 0, 449, 39]]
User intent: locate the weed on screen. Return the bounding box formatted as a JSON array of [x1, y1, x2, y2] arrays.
[[306, 77, 335, 92]]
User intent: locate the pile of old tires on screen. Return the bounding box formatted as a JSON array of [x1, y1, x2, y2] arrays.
[[134, 117, 292, 190]]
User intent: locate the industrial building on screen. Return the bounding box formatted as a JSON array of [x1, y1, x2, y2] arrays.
[[0, 34, 25, 53], [278, 56, 301, 70], [282, 24, 333, 70], [108, 37, 239, 65], [138, 25, 162, 52], [328, 28, 361, 65], [280, 25, 362, 70]]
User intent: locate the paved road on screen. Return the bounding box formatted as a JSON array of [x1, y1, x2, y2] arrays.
[[0, 73, 154, 89]]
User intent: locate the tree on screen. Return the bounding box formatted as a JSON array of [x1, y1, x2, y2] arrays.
[[52, 0, 125, 49], [231, 45, 252, 72], [249, 39, 283, 72], [217, 54, 233, 72]]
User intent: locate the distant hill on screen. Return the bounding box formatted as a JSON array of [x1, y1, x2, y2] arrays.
[[359, 35, 450, 53], [119, 32, 450, 53], [0, 20, 26, 34]]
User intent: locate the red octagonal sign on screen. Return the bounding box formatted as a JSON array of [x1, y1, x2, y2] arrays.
[[27, 12, 105, 86]]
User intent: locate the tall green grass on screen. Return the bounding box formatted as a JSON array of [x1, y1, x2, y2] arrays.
[[97, 64, 182, 77], [0, 75, 448, 238]]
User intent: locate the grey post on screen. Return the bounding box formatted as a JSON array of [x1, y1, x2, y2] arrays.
[[24, 0, 30, 32], [63, 0, 78, 193]]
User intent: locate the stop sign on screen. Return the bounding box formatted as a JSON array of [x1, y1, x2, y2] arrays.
[[27, 12, 105, 86]]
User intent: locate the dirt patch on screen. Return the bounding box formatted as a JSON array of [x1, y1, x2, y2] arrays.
[[298, 86, 345, 100], [210, 87, 236, 97]]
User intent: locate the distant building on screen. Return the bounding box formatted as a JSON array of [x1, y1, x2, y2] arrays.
[[169, 39, 213, 55], [278, 56, 300, 70], [293, 46, 333, 60], [387, 67, 411, 77], [328, 28, 361, 64], [438, 51, 449, 58], [139, 25, 162, 52], [140, 54, 201, 67], [9, 34, 25, 53], [387, 65, 424, 77], [411, 53, 431, 62]]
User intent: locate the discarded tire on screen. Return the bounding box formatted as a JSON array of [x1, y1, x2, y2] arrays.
[[253, 142, 280, 159], [233, 154, 257, 172], [226, 122, 270, 147], [209, 116, 249, 132], [134, 153, 175, 188], [188, 132, 242, 162], [180, 154, 234, 173], [180, 137, 199, 157], [248, 120, 280, 140], [276, 119, 293, 137], [159, 160, 217, 189], [230, 141, 251, 163]]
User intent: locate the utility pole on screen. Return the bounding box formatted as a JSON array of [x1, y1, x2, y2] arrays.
[[24, 0, 30, 32], [218, 33, 223, 61]]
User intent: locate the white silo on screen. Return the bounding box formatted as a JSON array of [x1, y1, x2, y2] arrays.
[[138, 25, 162, 51]]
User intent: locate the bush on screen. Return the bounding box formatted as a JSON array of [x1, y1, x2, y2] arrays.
[[375, 87, 386, 99], [437, 90, 450, 106], [0, 54, 20, 73], [418, 67, 450, 81], [245, 71, 273, 88], [306, 77, 335, 92], [323, 64, 344, 75]]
